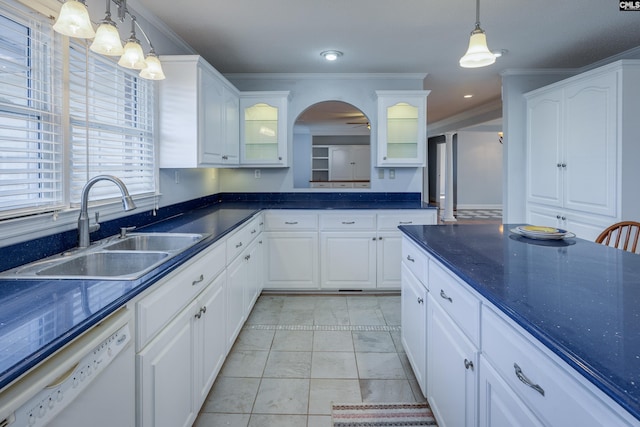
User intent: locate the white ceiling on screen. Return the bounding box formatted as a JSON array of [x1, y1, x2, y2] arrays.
[[136, 0, 640, 124]]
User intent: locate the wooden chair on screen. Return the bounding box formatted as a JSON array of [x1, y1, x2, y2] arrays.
[[595, 221, 640, 253]]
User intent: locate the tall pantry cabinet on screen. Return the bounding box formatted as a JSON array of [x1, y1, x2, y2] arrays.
[[525, 60, 640, 240]]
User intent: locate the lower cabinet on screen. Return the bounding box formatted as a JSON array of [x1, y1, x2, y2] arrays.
[[478, 355, 544, 427], [138, 273, 226, 427], [320, 231, 377, 289], [427, 293, 478, 427], [400, 262, 427, 395], [264, 231, 319, 289]]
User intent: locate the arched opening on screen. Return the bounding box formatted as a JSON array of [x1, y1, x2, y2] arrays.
[[292, 101, 371, 189]]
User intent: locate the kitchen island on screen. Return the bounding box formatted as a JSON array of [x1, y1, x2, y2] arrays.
[[399, 223, 640, 426]]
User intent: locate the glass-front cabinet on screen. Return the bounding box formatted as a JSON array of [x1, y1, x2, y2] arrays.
[[240, 92, 289, 166], [376, 90, 429, 167]]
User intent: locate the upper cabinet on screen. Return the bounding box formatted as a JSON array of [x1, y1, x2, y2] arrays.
[[158, 55, 239, 168], [240, 92, 289, 167], [376, 90, 430, 167], [525, 60, 640, 240]]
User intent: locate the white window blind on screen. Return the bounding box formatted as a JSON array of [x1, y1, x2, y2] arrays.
[[0, 2, 62, 219], [68, 42, 155, 205]]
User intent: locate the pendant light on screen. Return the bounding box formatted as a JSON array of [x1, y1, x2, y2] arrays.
[[139, 50, 165, 80], [53, 0, 95, 39], [118, 16, 147, 70], [459, 0, 495, 68], [90, 0, 124, 56]]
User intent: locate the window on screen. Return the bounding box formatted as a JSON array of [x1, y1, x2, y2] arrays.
[[0, 3, 62, 219], [68, 42, 155, 205]]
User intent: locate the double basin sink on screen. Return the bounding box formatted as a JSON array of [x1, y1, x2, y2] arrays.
[[3, 233, 207, 280]]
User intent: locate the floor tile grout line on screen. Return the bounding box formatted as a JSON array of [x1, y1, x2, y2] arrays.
[[245, 324, 401, 331]]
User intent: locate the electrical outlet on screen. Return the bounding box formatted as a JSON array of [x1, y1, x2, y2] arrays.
[[254, 169, 261, 179], [389, 169, 396, 179]]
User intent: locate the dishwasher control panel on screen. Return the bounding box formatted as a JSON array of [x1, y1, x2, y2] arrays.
[[12, 323, 131, 426]]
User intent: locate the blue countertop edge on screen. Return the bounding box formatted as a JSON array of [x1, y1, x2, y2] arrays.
[[0, 192, 433, 391], [399, 224, 640, 422]]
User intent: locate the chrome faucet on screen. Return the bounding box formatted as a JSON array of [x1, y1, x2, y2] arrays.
[[78, 175, 137, 248]]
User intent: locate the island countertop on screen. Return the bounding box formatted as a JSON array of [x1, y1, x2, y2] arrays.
[[399, 223, 640, 421]]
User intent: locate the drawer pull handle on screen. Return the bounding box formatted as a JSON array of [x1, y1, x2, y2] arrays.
[[236, 242, 243, 248], [417, 297, 424, 304], [251, 229, 257, 234], [406, 255, 415, 262], [285, 221, 298, 225], [464, 359, 474, 370], [342, 221, 355, 225], [514, 363, 545, 396], [192, 274, 204, 286], [194, 306, 207, 319], [440, 289, 453, 303], [399, 221, 413, 224]]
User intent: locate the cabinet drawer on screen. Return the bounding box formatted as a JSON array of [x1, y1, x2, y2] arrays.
[[320, 212, 376, 230], [377, 211, 437, 230], [429, 259, 480, 345], [482, 306, 633, 427], [264, 211, 318, 231], [401, 237, 427, 286], [136, 241, 226, 350]]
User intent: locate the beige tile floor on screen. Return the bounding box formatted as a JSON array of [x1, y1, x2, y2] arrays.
[[194, 294, 425, 427]]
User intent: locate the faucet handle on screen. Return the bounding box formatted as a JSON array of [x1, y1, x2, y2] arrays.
[[120, 226, 136, 238], [89, 211, 101, 233]]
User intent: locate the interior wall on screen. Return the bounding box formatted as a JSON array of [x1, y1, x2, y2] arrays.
[[456, 131, 503, 209]]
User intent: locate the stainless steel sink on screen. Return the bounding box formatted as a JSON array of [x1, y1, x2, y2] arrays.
[[102, 233, 205, 252], [1, 232, 208, 280], [32, 251, 170, 279]]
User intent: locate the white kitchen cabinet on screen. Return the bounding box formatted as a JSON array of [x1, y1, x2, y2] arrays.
[[427, 292, 478, 427], [138, 272, 226, 427], [226, 245, 247, 348], [263, 211, 319, 289], [525, 60, 640, 240], [158, 55, 239, 167], [329, 145, 370, 181], [376, 90, 429, 167], [400, 262, 427, 396], [240, 92, 289, 166], [478, 355, 544, 427], [244, 237, 264, 316]]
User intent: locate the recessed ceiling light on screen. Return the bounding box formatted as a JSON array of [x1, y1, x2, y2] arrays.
[[492, 49, 508, 58], [464, 94, 473, 98], [321, 50, 343, 61]]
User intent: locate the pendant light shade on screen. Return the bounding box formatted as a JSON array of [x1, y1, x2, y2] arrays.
[[118, 17, 146, 70], [459, 26, 495, 68], [459, 0, 495, 68], [91, 23, 123, 55], [53, 0, 95, 39], [90, 0, 123, 56], [140, 51, 165, 80]]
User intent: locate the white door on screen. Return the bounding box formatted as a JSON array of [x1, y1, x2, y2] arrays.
[[199, 65, 224, 165], [226, 253, 247, 349], [264, 232, 318, 289], [329, 146, 353, 181], [351, 145, 371, 181], [320, 231, 376, 289], [377, 231, 402, 288]]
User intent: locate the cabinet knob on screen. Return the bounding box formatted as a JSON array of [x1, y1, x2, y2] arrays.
[[514, 363, 545, 396], [557, 163, 562, 168], [417, 297, 424, 304], [561, 163, 567, 168], [440, 289, 453, 303], [464, 359, 474, 371]]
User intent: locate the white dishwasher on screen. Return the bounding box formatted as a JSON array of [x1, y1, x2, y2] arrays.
[[0, 307, 135, 427]]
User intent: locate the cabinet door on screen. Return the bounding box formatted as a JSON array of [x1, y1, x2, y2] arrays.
[[320, 231, 376, 289], [563, 72, 617, 216], [244, 237, 264, 314], [427, 293, 478, 427], [377, 231, 402, 288], [222, 86, 240, 164], [479, 356, 544, 427], [376, 91, 428, 167], [526, 89, 563, 207], [329, 146, 353, 181], [401, 263, 427, 396], [264, 231, 319, 289], [240, 92, 288, 166], [194, 273, 227, 408], [226, 253, 247, 349], [138, 300, 196, 427], [199, 64, 224, 165]]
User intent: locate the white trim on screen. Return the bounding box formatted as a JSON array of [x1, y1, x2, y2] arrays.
[[227, 72, 428, 81]]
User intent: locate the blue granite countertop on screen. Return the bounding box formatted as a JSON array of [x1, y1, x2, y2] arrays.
[[399, 223, 640, 421], [0, 192, 434, 391]]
